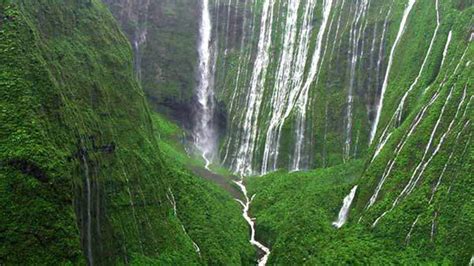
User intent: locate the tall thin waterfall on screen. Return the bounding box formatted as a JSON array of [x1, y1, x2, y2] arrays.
[[261, 0, 302, 174], [292, 0, 334, 171], [333, 185, 358, 228], [260, 0, 318, 174], [194, 0, 216, 169], [233, 0, 274, 176], [344, 0, 369, 162], [370, 0, 416, 144]]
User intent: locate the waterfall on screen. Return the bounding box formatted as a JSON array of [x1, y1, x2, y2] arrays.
[[369, 47, 470, 224], [260, 0, 302, 173], [405, 215, 420, 244], [166, 188, 201, 256], [131, 0, 150, 82], [370, 0, 416, 144], [234, 180, 271, 266], [292, 0, 334, 171], [223, 0, 251, 165], [80, 153, 93, 266], [233, 0, 274, 176], [194, 0, 216, 169], [333, 185, 358, 228], [374, 0, 440, 160], [367, 90, 441, 210], [344, 0, 369, 162]]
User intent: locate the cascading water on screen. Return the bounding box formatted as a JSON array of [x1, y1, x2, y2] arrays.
[[370, 0, 416, 144], [194, 0, 217, 169], [333, 185, 358, 228], [373, 0, 441, 155], [292, 0, 334, 171], [344, 0, 369, 162], [166, 188, 201, 255], [81, 153, 94, 266], [261, 0, 303, 174], [131, 0, 150, 82], [233, 0, 275, 176]]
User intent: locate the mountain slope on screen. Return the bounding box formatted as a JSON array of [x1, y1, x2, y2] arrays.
[[0, 1, 253, 264]]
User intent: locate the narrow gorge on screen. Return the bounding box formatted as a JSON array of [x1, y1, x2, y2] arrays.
[[1, 0, 472, 265]]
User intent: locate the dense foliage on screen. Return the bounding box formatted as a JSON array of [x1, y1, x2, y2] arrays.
[[1, 1, 253, 264]]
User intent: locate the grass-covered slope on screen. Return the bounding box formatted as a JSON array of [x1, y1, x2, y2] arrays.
[[355, 3, 473, 264], [152, 113, 255, 265], [1, 1, 253, 264]]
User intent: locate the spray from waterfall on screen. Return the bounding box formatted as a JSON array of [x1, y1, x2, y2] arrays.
[[194, 0, 217, 170]]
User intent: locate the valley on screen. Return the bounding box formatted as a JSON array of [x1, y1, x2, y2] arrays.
[[1, 0, 472, 265]]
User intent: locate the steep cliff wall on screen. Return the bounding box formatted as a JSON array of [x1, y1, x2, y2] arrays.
[[105, 0, 471, 177], [0, 1, 252, 264], [104, 0, 200, 127], [215, 0, 472, 175]]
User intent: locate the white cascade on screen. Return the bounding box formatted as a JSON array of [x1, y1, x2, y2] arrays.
[[261, 0, 307, 173], [367, 90, 441, 210], [405, 215, 420, 244], [222, 0, 251, 165], [233, 0, 274, 176], [333, 185, 358, 228], [330, 0, 346, 59], [292, 0, 334, 171], [370, 0, 416, 144], [194, 0, 216, 170], [234, 180, 271, 266], [370, 48, 470, 224], [81, 153, 94, 266], [344, 0, 369, 161], [372, 1, 442, 160], [373, 0, 441, 160]]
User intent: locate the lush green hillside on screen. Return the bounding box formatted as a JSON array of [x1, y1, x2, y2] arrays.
[[2, 0, 472, 264], [0, 1, 253, 264]]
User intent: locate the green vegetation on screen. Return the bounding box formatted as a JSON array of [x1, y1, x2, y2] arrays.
[[1, 1, 253, 264], [152, 113, 255, 265], [105, 0, 199, 118], [1, 0, 472, 264]]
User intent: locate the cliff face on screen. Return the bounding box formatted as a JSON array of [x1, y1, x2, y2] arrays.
[[213, 0, 472, 175], [105, 0, 472, 176], [0, 1, 252, 264], [104, 0, 200, 128]]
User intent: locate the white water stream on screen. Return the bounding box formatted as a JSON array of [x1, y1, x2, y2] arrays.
[[194, 0, 216, 170], [81, 154, 93, 266], [370, 0, 416, 144], [293, 0, 334, 171], [233, 0, 274, 176], [373, 0, 441, 156], [234, 180, 271, 266], [333, 185, 358, 228], [344, 0, 369, 161]]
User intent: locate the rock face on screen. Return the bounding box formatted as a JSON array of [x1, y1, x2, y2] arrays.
[[104, 0, 200, 129]]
